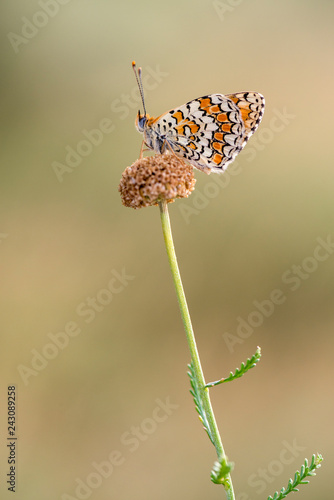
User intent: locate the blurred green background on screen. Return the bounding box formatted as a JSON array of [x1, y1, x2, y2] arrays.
[[1, 1, 333, 499]]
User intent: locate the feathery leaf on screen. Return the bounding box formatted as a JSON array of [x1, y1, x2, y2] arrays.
[[267, 454, 323, 500], [188, 361, 214, 445], [206, 346, 261, 388]]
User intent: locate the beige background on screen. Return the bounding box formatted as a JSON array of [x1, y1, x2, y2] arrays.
[[1, 1, 333, 499]]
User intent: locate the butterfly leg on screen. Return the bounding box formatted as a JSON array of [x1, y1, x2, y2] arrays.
[[139, 140, 152, 159], [139, 140, 145, 159]]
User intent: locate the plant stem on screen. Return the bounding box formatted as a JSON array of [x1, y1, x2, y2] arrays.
[[158, 199, 235, 500]]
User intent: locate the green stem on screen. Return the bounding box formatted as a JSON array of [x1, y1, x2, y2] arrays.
[[158, 199, 235, 500]]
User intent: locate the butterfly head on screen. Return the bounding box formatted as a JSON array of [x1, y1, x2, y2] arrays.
[[135, 110, 148, 133]]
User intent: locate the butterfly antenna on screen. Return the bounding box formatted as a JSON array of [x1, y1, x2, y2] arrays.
[[132, 61, 147, 116]]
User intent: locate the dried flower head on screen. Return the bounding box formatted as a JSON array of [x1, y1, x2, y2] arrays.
[[118, 153, 196, 209]]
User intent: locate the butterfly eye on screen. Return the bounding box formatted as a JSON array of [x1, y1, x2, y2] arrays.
[[136, 112, 147, 132]]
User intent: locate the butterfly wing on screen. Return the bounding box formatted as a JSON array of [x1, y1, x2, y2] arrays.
[[152, 93, 264, 173], [226, 92, 265, 146]]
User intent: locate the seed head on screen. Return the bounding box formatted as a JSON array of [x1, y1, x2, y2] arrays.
[[118, 153, 196, 209]]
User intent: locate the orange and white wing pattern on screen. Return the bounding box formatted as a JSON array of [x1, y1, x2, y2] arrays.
[[143, 93, 264, 173], [225, 92, 265, 148], [132, 63, 265, 174]]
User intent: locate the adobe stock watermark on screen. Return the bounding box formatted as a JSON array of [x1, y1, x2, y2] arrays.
[[178, 107, 296, 224], [223, 235, 334, 353], [235, 439, 306, 500], [7, 0, 72, 54], [17, 268, 135, 385], [61, 397, 179, 500], [213, 0, 244, 22], [52, 65, 169, 183]]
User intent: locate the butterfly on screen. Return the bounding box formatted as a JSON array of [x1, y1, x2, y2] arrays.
[[132, 62, 265, 174]]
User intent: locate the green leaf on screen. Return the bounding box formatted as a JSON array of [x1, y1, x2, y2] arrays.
[[211, 457, 234, 485], [205, 346, 261, 388], [267, 454, 323, 500], [188, 361, 214, 445]]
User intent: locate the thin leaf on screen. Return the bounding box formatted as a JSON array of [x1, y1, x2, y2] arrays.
[[188, 361, 214, 445], [206, 346, 261, 388], [267, 454, 323, 500]]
